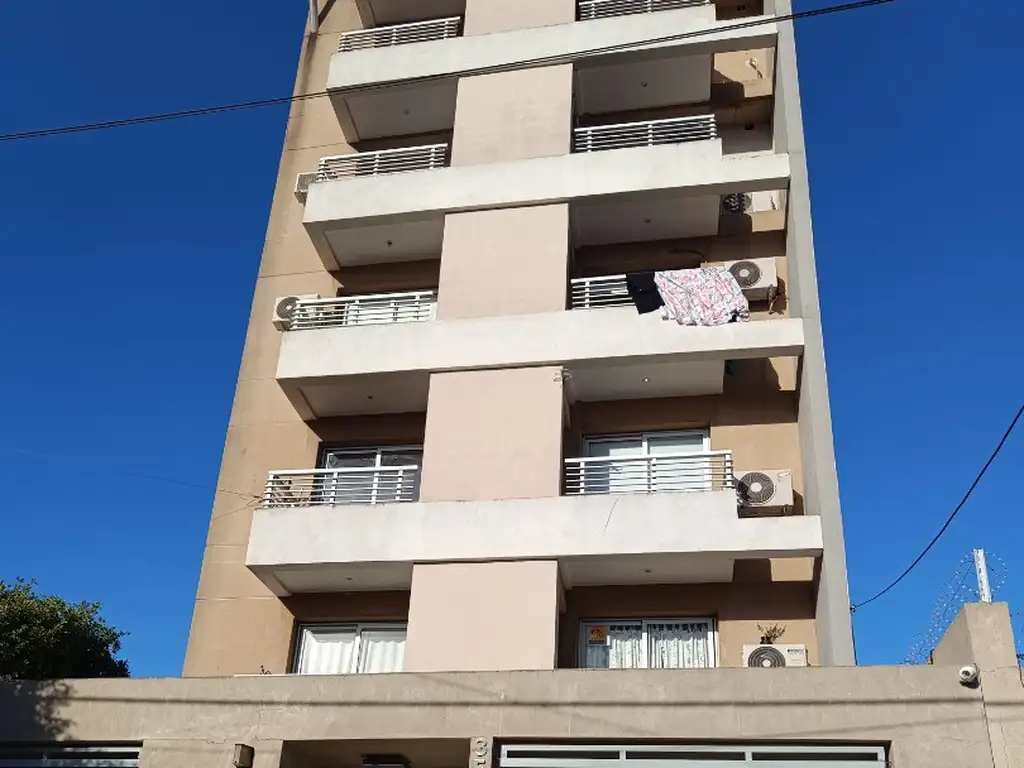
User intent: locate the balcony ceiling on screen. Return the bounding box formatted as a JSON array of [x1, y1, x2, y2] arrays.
[[568, 359, 724, 402], [575, 53, 712, 116], [324, 216, 444, 266], [296, 372, 431, 419], [337, 80, 458, 141], [362, 0, 465, 25], [571, 192, 721, 246]]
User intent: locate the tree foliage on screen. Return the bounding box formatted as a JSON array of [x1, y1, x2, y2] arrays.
[[0, 579, 129, 680]]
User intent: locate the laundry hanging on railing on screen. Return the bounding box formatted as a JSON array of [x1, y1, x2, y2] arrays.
[[624, 271, 665, 314], [654, 267, 750, 326], [624, 267, 750, 325]]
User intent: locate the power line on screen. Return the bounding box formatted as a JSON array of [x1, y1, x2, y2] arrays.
[[0, 0, 896, 144], [852, 402, 1024, 611], [1, 446, 261, 501]]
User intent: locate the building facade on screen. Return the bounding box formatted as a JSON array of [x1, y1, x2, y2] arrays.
[[4, 3, 1024, 768], [186, 0, 854, 682]]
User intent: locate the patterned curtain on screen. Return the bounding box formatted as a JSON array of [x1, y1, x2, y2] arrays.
[[647, 621, 711, 669]]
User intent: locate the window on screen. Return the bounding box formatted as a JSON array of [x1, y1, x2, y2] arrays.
[[319, 445, 423, 504], [294, 623, 407, 674], [579, 619, 717, 669], [582, 430, 710, 494]]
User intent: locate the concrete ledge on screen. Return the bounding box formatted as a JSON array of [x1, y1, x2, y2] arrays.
[[245, 490, 823, 593], [328, 10, 776, 91], [0, 662, 1003, 768], [304, 141, 789, 230], [277, 312, 804, 383]]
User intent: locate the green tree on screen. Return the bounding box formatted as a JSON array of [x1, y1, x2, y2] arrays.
[[0, 579, 129, 680]]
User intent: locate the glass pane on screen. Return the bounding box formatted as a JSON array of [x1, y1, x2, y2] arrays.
[[646, 432, 705, 455], [358, 627, 407, 673], [297, 627, 358, 674], [379, 449, 423, 467], [323, 450, 376, 469], [584, 440, 644, 494], [582, 622, 643, 669], [585, 439, 643, 458]]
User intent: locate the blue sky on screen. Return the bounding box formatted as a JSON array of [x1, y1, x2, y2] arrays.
[[0, 0, 1020, 676]]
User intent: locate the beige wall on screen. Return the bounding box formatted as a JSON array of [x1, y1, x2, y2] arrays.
[[3, 605, 1021, 768], [560, 570, 818, 668], [183, 0, 369, 677], [404, 561, 562, 672], [437, 205, 569, 320], [420, 367, 565, 502], [451, 65, 573, 166], [463, 0, 576, 36]]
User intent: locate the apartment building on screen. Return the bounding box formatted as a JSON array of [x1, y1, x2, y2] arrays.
[[185, 0, 853, 680], [4, 2, 1024, 768]]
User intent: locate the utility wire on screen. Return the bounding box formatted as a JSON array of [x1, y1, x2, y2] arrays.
[[0, 0, 896, 144], [852, 402, 1024, 611], [1, 446, 261, 501]]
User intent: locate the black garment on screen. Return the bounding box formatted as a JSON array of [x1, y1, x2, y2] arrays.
[[625, 271, 664, 315]]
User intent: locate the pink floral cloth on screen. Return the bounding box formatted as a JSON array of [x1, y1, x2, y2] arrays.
[[654, 268, 750, 326]]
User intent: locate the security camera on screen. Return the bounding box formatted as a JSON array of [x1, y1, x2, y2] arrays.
[[958, 664, 980, 687]]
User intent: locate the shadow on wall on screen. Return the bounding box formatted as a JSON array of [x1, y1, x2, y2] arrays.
[[0, 679, 72, 741]]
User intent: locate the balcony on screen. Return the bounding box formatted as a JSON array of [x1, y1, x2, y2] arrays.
[[277, 291, 437, 331], [338, 17, 461, 52], [578, 0, 710, 21], [572, 115, 717, 153], [565, 450, 734, 495], [326, 3, 774, 141], [262, 465, 421, 508], [248, 483, 821, 594], [303, 133, 787, 269], [276, 305, 803, 418]]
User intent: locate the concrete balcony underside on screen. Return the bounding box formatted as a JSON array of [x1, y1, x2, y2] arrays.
[[247, 490, 823, 595], [303, 141, 790, 269], [327, 8, 776, 140], [277, 311, 804, 418]]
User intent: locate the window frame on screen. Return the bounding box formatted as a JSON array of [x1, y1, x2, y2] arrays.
[[317, 444, 424, 505], [578, 617, 719, 670], [292, 621, 408, 675], [582, 430, 710, 457]]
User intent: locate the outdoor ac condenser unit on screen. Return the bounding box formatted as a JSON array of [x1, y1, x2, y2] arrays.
[[743, 644, 808, 668], [721, 258, 779, 302], [294, 172, 318, 203], [271, 294, 320, 331], [735, 469, 794, 512]]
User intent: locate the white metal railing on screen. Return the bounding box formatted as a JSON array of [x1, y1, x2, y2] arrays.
[[564, 451, 734, 495], [316, 143, 449, 181], [338, 16, 461, 52], [570, 274, 631, 309], [288, 291, 437, 330], [262, 467, 421, 507], [572, 115, 717, 153], [578, 0, 709, 20]]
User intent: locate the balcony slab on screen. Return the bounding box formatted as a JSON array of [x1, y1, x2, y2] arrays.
[[247, 489, 823, 594]]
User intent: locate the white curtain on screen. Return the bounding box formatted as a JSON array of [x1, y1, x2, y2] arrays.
[[647, 622, 711, 669], [358, 628, 407, 673], [296, 627, 358, 674], [583, 623, 643, 669]]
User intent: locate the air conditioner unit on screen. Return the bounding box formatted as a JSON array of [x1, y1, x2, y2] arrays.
[[722, 258, 778, 302], [272, 294, 320, 330], [294, 172, 318, 203], [735, 469, 793, 512], [720, 191, 779, 215], [743, 644, 807, 668]]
